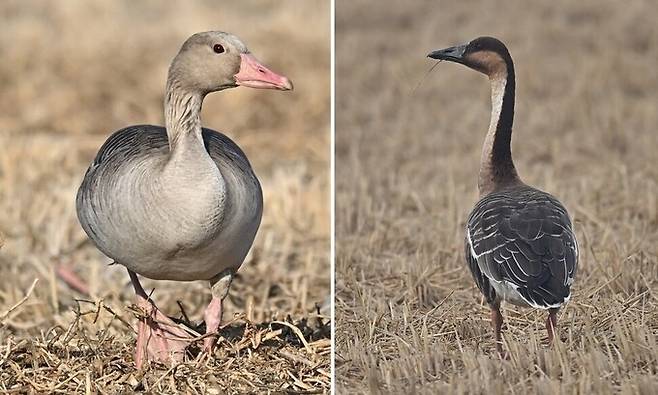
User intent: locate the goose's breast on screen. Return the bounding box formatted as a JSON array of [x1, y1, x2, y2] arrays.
[[144, 178, 263, 281], [120, 167, 262, 281], [76, 126, 263, 282]]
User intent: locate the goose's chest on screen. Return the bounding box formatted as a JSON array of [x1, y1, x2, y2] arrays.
[[91, 157, 226, 254], [135, 172, 261, 280], [150, 164, 227, 249]]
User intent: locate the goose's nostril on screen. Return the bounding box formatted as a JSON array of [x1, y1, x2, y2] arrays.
[[258, 68, 265, 74]]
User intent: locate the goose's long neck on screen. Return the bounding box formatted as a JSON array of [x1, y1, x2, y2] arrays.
[[479, 63, 519, 196], [164, 78, 205, 156], [160, 77, 226, 227]]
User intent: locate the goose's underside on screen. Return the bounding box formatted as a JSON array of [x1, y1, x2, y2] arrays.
[[465, 186, 578, 309]]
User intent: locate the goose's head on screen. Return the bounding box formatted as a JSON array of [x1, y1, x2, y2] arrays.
[[168, 31, 293, 94], [428, 36, 512, 78]]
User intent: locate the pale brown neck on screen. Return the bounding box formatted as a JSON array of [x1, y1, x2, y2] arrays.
[[478, 65, 520, 196], [164, 79, 205, 153]]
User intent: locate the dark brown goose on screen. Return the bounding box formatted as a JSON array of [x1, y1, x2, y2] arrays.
[[76, 31, 292, 369], [428, 37, 578, 353]]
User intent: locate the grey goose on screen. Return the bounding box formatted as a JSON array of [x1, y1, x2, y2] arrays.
[[76, 31, 292, 368], [428, 37, 578, 353]]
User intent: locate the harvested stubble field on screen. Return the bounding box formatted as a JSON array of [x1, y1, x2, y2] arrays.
[[336, 0, 657, 393], [0, 1, 330, 393]]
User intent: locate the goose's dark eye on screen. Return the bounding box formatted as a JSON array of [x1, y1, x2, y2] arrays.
[[213, 44, 225, 54]]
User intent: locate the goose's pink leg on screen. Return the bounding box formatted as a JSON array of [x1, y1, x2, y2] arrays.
[[546, 308, 559, 344], [203, 296, 223, 352], [491, 304, 504, 354], [128, 270, 192, 369], [203, 271, 233, 353], [56, 263, 90, 296]]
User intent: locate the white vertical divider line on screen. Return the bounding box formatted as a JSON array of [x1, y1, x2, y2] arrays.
[[330, 0, 336, 393]]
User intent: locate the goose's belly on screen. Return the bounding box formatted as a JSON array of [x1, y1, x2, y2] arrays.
[[127, 214, 261, 281]]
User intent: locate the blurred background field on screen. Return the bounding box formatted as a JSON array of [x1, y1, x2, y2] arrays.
[[336, 0, 657, 393], [0, 0, 330, 393]]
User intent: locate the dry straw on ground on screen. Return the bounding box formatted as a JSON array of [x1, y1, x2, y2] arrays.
[[336, 0, 657, 393], [0, 1, 330, 393]]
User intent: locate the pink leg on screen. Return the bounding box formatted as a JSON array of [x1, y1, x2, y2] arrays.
[[128, 270, 193, 369], [546, 308, 559, 344], [203, 271, 233, 354], [55, 263, 90, 295], [203, 296, 223, 352], [491, 304, 504, 354]]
